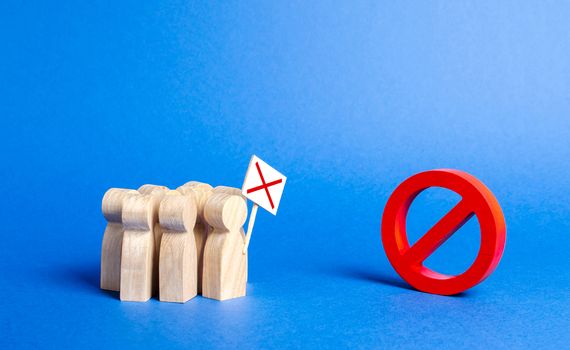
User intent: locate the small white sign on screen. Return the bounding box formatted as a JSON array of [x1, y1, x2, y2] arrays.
[[241, 155, 286, 215]]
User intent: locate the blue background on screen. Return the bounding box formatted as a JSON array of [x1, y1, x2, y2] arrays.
[[1, 1, 569, 348]]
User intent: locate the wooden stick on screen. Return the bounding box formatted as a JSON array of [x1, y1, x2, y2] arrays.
[[242, 203, 258, 254]]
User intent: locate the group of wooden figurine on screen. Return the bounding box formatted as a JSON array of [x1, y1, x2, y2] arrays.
[[100, 181, 249, 303]]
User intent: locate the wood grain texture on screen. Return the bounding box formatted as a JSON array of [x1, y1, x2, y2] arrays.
[[213, 185, 245, 198], [202, 191, 248, 301], [158, 192, 198, 303], [137, 184, 169, 296], [138, 184, 169, 252], [100, 188, 138, 291], [177, 181, 213, 294], [120, 193, 160, 302]]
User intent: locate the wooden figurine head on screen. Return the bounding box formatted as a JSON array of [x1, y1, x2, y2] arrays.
[[213, 186, 245, 198], [204, 193, 247, 232], [179, 181, 213, 192], [122, 194, 157, 231], [102, 188, 138, 223], [138, 184, 169, 196], [159, 193, 197, 233], [177, 181, 213, 221]]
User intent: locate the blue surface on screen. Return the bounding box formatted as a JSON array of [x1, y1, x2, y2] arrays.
[[1, 1, 569, 348]]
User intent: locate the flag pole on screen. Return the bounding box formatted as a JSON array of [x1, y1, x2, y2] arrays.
[[243, 203, 258, 254]]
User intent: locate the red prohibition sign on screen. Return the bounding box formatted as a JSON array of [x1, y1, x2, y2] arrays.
[[381, 169, 506, 295]]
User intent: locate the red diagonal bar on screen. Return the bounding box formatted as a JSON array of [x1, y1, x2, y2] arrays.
[[255, 162, 275, 209], [403, 200, 474, 264], [246, 179, 283, 194]]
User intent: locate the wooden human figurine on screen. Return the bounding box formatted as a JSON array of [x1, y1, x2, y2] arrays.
[[177, 181, 213, 294], [100, 188, 138, 291], [202, 192, 248, 300], [137, 184, 169, 295], [120, 193, 160, 302], [158, 191, 198, 303]]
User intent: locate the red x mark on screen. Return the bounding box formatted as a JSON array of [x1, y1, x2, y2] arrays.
[[246, 162, 283, 209]]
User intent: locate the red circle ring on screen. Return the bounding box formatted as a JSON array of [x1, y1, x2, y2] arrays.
[[381, 169, 506, 295]]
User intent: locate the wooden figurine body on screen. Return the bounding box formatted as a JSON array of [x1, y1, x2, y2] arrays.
[[100, 188, 137, 291], [177, 181, 213, 294], [158, 192, 198, 303], [203, 192, 248, 301], [120, 193, 160, 302]]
